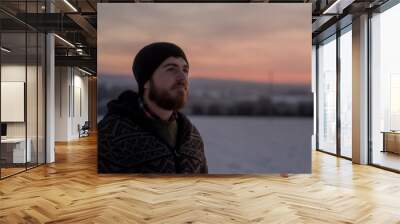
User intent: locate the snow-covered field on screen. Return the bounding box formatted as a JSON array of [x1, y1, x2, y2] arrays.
[[189, 116, 313, 174]]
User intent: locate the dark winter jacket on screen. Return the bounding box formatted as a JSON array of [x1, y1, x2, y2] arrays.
[[97, 90, 208, 174]]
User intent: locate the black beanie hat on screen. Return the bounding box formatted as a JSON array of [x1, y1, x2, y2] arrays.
[[132, 42, 189, 96]]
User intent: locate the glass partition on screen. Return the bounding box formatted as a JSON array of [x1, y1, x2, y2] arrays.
[[27, 30, 38, 169], [0, 1, 46, 179], [37, 32, 45, 165], [1, 30, 28, 177], [317, 35, 337, 154]]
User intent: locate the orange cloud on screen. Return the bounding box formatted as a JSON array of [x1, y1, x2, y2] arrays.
[[98, 3, 311, 85]]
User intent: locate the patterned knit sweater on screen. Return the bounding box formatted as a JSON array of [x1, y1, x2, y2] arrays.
[[97, 90, 208, 174]]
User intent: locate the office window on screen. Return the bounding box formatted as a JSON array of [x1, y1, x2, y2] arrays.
[[317, 35, 337, 154], [339, 26, 352, 158], [312, 45, 317, 150], [371, 3, 400, 171]]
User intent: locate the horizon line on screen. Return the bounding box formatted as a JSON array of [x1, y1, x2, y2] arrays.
[[99, 73, 311, 85]]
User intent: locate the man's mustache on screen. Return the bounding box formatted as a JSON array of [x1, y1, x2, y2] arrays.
[[172, 81, 188, 90]]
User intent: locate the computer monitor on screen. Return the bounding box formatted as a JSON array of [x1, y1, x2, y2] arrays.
[[1, 123, 7, 137]]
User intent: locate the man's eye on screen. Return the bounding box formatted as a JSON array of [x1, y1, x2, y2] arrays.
[[167, 67, 188, 74]]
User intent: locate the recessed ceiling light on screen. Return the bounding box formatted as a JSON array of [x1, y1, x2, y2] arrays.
[[322, 0, 354, 15], [78, 67, 93, 76], [63, 0, 78, 12], [1, 47, 11, 53], [54, 34, 75, 48]]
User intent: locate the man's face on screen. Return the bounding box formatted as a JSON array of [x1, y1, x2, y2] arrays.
[[144, 56, 189, 111]]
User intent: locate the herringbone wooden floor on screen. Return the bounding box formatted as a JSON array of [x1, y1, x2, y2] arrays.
[[1, 134, 400, 224]]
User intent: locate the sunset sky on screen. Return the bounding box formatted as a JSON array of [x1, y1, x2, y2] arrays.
[[98, 3, 311, 84]]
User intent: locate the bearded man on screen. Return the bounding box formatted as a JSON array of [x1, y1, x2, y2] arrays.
[[98, 42, 208, 174]]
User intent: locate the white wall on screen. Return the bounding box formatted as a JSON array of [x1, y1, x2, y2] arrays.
[[70, 71, 89, 139], [1, 65, 37, 138], [55, 67, 89, 141], [1, 65, 26, 128], [55, 66, 70, 141], [1, 63, 46, 164]]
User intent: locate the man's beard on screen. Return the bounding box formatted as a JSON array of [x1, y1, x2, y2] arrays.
[[148, 79, 188, 111]]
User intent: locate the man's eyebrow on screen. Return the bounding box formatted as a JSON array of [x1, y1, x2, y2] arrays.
[[163, 63, 189, 69]]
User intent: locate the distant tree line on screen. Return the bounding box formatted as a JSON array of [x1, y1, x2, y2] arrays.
[[185, 97, 313, 117], [98, 84, 314, 118]]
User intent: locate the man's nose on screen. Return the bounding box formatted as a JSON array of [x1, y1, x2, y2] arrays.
[[177, 69, 188, 80]]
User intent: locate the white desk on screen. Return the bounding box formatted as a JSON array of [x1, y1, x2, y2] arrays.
[[1, 138, 32, 163]]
